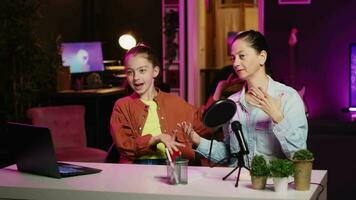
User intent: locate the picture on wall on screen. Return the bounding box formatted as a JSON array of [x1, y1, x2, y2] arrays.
[[350, 44, 356, 107]]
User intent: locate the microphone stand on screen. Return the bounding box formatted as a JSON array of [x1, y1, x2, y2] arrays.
[[202, 99, 249, 187], [221, 151, 250, 188], [208, 128, 233, 167], [209, 148, 250, 187], [208, 143, 232, 167], [208, 128, 222, 166], [208, 134, 250, 188]]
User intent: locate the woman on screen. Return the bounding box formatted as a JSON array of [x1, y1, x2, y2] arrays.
[[181, 30, 308, 167]]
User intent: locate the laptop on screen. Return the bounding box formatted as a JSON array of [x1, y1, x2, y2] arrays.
[[6, 122, 102, 178]]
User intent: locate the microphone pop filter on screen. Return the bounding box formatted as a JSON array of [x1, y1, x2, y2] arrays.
[[203, 99, 236, 128]]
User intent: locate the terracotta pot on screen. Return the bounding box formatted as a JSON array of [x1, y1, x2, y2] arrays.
[[293, 159, 313, 191], [251, 176, 267, 190]]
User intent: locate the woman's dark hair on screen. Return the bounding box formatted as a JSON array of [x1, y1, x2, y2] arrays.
[[230, 30, 272, 75], [123, 43, 161, 68]]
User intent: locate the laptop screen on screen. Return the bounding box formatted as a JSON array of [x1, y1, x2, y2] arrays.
[[6, 122, 102, 178], [7, 122, 61, 178]]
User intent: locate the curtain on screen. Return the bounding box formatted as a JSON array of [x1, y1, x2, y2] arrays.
[[215, 7, 242, 68]]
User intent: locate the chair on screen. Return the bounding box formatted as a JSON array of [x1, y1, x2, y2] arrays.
[[27, 105, 107, 162]]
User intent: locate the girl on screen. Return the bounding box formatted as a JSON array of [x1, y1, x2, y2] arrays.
[[110, 44, 209, 165]]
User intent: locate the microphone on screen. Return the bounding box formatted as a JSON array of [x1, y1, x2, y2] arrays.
[[231, 121, 249, 155]]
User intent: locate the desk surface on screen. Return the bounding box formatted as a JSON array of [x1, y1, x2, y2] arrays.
[[0, 163, 327, 200]]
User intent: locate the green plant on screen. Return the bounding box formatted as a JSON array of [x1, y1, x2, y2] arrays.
[[269, 158, 294, 178], [292, 149, 314, 191], [250, 155, 270, 177], [0, 0, 60, 121], [164, 9, 179, 66], [292, 149, 314, 160]]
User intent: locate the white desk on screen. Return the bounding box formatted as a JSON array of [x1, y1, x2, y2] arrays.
[[0, 162, 327, 200]]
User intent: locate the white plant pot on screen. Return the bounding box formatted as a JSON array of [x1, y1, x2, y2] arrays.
[[273, 177, 289, 192]]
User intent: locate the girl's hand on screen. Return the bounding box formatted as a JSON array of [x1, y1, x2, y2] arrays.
[[150, 132, 185, 155], [247, 87, 284, 123], [160, 132, 185, 155], [177, 122, 201, 146], [213, 73, 240, 101]]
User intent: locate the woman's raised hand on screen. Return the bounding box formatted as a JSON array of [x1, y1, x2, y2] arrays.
[[247, 87, 284, 123]]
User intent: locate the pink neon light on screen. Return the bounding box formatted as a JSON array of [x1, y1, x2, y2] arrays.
[[349, 107, 356, 111]]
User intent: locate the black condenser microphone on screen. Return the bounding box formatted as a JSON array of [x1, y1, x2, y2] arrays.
[[231, 121, 249, 155]]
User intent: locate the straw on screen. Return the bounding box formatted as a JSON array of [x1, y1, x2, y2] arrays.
[[165, 148, 179, 184]]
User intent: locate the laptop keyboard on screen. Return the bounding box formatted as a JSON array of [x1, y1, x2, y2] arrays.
[[58, 166, 83, 175]]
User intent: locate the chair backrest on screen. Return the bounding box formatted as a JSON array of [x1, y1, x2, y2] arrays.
[[27, 105, 86, 149]]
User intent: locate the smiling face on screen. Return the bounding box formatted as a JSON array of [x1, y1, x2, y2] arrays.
[[230, 39, 267, 81], [125, 53, 159, 98]]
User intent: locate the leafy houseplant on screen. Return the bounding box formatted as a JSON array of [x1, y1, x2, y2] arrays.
[[164, 9, 179, 67], [293, 149, 314, 160], [269, 158, 294, 192], [292, 149, 314, 191], [250, 155, 270, 189], [0, 0, 59, 121], [270, 158, 294, 177]]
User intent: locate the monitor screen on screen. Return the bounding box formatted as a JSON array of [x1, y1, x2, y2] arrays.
[[61, 42, 104, 74], [350, 44, 356, 107]]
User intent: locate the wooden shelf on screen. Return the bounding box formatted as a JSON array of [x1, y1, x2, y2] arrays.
[[105, 66, 125, 71]]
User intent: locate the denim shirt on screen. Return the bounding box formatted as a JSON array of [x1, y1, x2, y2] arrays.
[[196, 76, 308, 167]]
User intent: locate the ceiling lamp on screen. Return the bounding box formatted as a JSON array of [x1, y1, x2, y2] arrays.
[[118, 34, 137, 50]]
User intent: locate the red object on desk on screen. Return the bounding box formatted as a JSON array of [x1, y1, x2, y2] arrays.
[[171, 150, 181, 162]]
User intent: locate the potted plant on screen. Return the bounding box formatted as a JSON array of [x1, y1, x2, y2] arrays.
[[269, 158, 294, 192], [0, 0, 59, 121], [292, 149, 314, 191], [250, 155, 270, 189]]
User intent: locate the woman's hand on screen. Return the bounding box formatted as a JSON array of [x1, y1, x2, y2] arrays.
[[247, 87, 284, 123], [177, 122, 201, 146], [213, 73, 240, 101], [150, 132, 185, 155]]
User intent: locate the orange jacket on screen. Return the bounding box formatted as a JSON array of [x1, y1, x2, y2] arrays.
[[110, 90, 212, 162]]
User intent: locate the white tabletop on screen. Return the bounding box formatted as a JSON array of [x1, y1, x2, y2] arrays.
[[0, 162, 327, 200]]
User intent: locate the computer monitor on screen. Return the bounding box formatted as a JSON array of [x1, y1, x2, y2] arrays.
[[61, 42, 104, 74]]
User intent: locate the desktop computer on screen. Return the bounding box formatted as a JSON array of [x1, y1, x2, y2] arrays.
[[60, 42, 126, 91]]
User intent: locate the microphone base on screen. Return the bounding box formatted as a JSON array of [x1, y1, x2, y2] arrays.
[[221, 151, 250, 188]]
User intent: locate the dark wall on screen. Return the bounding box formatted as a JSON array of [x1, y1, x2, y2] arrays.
[[37, 0, 84, 47], [37, 0, 162, 63], [265, 0, 356, 120], [97, 0, 162, 61]]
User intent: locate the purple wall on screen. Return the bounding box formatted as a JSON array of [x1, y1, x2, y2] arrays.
[[265, 0, 356, 120]]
